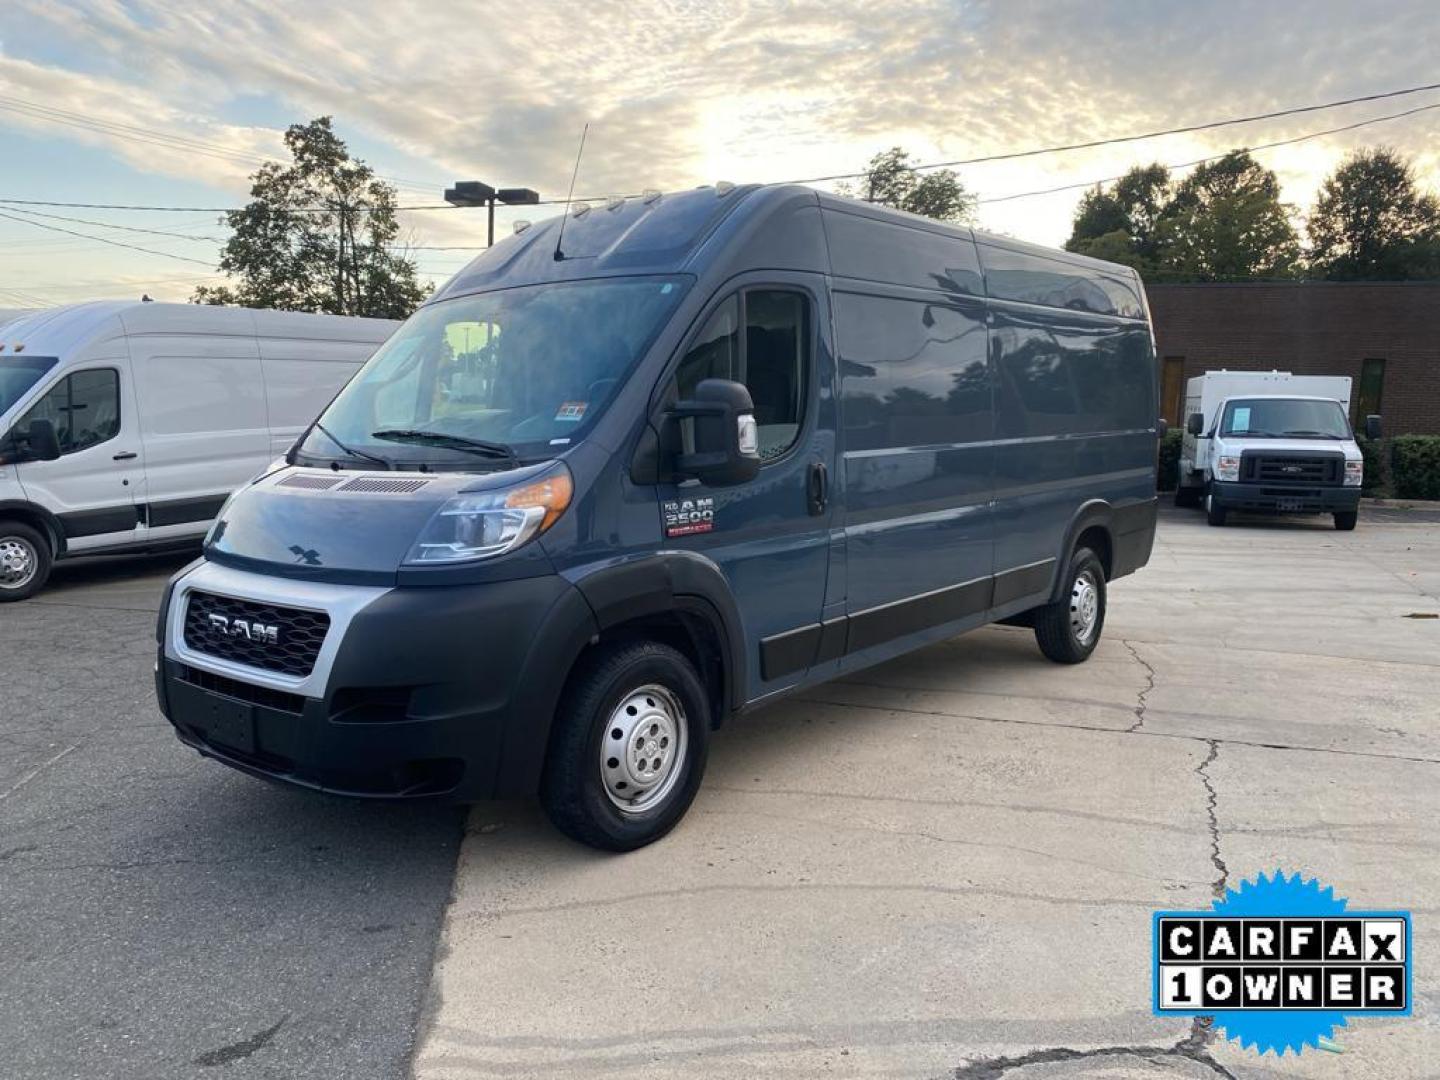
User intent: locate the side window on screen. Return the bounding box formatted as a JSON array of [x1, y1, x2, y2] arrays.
[[22, 369, 121, 455], [675, 290, 809, 462]]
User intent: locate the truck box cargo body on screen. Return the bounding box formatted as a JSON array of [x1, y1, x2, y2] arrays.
[[0, 302, 398, 599], [154, 184, 1161, 849], [1174, 370, 1373, 529]]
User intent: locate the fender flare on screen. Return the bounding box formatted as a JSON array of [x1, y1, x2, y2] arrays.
[[0, 499, 65, 556], [570, 550, 747, 716], [1050, 499, 1114, 600]]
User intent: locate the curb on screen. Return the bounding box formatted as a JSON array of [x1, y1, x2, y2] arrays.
[[1363, 497, 1440, 510]]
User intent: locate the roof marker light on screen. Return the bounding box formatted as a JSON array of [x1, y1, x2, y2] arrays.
[[715, 181, 735, 196], [513, 219, 532, 235], [642, 189, 662, 204], [605, 196, 625, 211], [571, 202, 591, 218]]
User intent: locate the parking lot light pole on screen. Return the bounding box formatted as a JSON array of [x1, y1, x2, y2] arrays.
[[443, 182, 541, 247]]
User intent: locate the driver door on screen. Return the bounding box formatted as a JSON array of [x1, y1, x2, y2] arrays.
[[13, 362, 144, 552]]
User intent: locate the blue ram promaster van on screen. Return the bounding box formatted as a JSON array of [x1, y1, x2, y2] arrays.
[[156, 185, 1159, 850]]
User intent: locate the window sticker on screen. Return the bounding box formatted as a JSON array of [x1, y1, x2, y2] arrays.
[[555, 401, 587, 422], [1232, 406, 1251, 431]]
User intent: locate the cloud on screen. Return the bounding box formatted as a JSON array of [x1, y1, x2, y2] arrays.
[[1, 0, 1438, 253]]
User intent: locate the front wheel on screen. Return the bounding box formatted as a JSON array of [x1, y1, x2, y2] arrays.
[[540, 641, 710, 851], [0, 520, 52, 602], [1334, 511, 1358, 531], [1033, 547, 1107, 664], [1205, 488, 1227, 526]]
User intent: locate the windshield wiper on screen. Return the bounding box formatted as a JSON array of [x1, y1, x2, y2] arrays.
[[1279, 430, 1341, 439], [313, 421, 393, 470], [371, 428, 518, 466], [1225, 429, 1276, 438]]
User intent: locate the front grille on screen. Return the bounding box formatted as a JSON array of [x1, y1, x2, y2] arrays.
[[1241, 453, 1342, 485], [183, 591, 330, 677]]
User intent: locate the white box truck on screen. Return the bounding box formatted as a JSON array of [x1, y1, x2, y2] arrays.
[[0, 301, 398, 600], [1174, 370, 1380, 530]]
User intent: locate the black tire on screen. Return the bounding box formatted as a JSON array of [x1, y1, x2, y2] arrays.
[[1174, 485, 1201, 508], [1033, 547, 1107, 664], [1205, 487, 1227, 526], [0, 520, 52, 603], [540, 641, 710, 851], [1334, 511, 1358, 531]]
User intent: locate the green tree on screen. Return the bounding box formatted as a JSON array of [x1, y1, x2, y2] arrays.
[[1307, 148, 1440, 280], [194, 117, 427, 318], [838, 147, 976, 223], [1065, 163, 1170, 274], [1155, 151, 1300, 280]]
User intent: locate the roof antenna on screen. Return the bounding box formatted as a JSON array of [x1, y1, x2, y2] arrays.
[[553, 123, 589, 262]]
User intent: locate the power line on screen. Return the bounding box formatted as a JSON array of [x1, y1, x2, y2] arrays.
[[0, 210, 216, 266], [784, 78, 1440, 184], [0, 205, 226, 243], [976, 99, 1440, 205]]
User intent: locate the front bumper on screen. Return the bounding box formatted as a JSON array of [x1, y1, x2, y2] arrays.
[[1211, 481, 1361, 514], [157, 561, 596, 801]]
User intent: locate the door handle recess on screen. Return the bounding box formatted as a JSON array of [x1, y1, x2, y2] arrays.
[[112, 451, 138, 461], [807, 461, 828, 516]]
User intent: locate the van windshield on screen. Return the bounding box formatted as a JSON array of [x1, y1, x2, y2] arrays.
[[1220, 397, 1350, 439], [0, 355, 58, 418], [298, 276, 690, 468]]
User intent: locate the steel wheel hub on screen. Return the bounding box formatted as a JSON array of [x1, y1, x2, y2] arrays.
[[600, 684, 687, 815], [1070, 569, 1099, 644], [0, 537, 37, 590]]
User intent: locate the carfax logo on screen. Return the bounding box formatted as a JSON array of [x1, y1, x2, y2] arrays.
[[1153, 871, 1412, 1055]]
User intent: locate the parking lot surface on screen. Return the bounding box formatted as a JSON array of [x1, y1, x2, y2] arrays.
[[2, 507, 1437, 1079], [415, 509, 1439, 1079]]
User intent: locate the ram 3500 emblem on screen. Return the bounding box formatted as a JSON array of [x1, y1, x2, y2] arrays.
[[208, 613, 281, 645]]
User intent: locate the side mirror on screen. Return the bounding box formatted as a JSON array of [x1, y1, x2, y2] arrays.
[[670, 378, 761, 487], [27, 418, 61, 462], [1186, 413, 1204, 437], [1364, 414, 1382, 440], [1157, 418, 1169, 438]]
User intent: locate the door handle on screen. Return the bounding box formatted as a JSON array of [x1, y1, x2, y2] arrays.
[[807, 461, 828, 516], [112, 451, 138, 461]]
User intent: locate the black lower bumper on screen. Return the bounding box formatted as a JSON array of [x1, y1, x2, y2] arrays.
[[157, 573, 598, 801], [1211, 481, 1360, 514]]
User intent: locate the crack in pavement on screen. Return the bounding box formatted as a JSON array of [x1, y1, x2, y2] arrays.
[[1123, 640, 1156, 733], [192, 1015, 288, 1067], [950, 1021, 1237, 1078], [1196, 739, 1229, 900]]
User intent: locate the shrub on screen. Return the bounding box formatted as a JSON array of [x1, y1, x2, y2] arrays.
[[1157, 428, 1183, 491], [1357, 436, 1389, 496], [1389, 435, 1440, 501]]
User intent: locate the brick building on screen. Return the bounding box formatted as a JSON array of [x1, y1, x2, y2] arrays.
[[1145, 282, 1440, 436]]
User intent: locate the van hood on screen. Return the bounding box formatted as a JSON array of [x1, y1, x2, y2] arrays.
[[1213, 435, 1360, 459], [205, 464, 554, 580]]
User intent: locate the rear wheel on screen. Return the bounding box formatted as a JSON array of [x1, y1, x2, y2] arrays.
[[1334, 511, 1358, 531], [540, 641, 710, 851], [1033, 547, 1106, 664], [1205, 488, 1227, 526], [0, 520, 51, 602]]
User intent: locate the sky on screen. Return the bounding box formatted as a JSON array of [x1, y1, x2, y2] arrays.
[[1, 0, 1438, 307]]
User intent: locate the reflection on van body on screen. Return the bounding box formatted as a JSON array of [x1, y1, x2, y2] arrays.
[[154, 185, 1159, 850]]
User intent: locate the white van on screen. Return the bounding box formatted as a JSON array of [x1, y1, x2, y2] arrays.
[[0, 302, 397, 600], [1174, 370, 1376, 530]]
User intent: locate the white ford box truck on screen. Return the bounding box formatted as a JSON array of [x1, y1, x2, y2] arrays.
[[1174, 370, 1380, 530], [0, 302, 398, 600]]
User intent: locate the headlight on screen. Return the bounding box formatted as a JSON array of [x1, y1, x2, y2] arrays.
[[1216, 456, 1240, 482], [1344, 459, 1363, 487], [405, 464, 573, 564]]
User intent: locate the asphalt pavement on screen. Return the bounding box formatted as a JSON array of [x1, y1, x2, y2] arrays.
[[0, 549, 465, 1080]]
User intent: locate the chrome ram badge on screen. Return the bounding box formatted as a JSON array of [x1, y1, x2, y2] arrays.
[[208, 613, 281, 645]]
